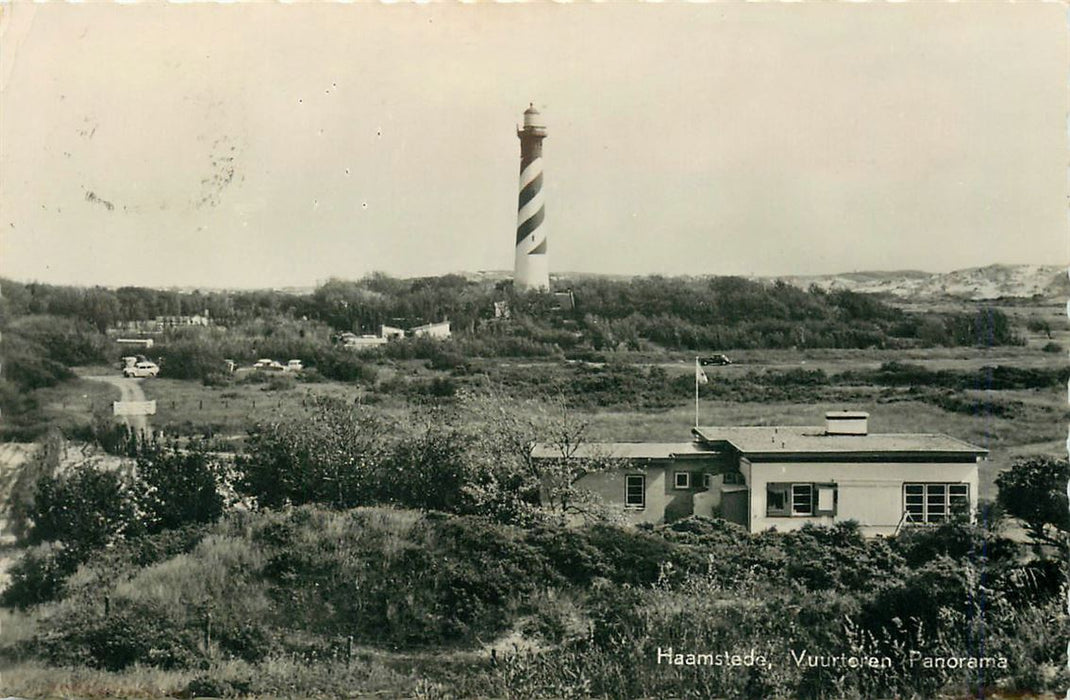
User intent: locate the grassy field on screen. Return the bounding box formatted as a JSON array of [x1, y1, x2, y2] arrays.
[[52, 343, 1061, 505], [4, 376, 122, 441], [2, 319, 1066, 699]]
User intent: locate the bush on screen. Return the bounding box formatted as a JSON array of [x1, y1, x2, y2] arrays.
[[30, 463, 141, 556], [238, 397, 392, 508], [1041, 342, 1062, 353], [34, 604, 201, 671], [136, 442, 227, 533], [202, 371, 234, 387], [264, 374, 296, 392], [0, 542, 79, 608]]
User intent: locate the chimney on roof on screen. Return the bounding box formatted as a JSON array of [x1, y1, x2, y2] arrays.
[[825, 411, 868, 436]]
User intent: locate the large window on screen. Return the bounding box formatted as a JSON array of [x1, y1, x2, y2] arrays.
[[767, 482, 836, 517], [626, 475, 645, 509], [904, 483, 969, 524]]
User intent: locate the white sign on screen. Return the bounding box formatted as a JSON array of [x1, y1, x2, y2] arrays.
[[113, 400, 157, 416]]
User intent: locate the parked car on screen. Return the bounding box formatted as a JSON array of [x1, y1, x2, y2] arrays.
[[123, 361, 160, 378], [253, 359, 286, 372], [700, 354, 733, 366], [286, 360, 304, 372]]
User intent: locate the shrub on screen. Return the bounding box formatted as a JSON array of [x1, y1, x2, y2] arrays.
[[136, 442, 227, 532], [0, 542, 79, 608], [33, 604, 201, 671], [238, 397, 392, 508], [264, 373, 296, 392], [202, 371, 234, 387], [30, 463, 141, 556], [995, 455, 1070, 545]]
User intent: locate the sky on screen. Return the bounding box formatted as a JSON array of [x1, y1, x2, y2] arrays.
[[1, 2, 1066, 289]]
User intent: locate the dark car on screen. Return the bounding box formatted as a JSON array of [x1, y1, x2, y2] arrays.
[[700, 355, 733, 366]]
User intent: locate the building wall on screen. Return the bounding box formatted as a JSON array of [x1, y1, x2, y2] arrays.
[[747, 460, 980, 536], [343, 336, 387, 349], [412, 322, 451, 339], [575, 466, 669, 525], [573, 458, 740, 525]]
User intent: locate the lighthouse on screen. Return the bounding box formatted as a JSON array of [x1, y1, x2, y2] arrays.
[[514, 104, 549, 291]]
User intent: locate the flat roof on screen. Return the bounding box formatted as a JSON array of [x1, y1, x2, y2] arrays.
[[692, 426, 987, 458], [530, 442, 715, 461]]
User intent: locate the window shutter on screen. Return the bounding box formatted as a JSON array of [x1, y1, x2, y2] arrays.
[[815, 483, 837, 516]]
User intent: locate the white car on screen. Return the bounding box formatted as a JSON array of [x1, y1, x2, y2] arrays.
[[285, 360, 304, 372], [123, 361, 160, 378], [253, 359, 285, 372]]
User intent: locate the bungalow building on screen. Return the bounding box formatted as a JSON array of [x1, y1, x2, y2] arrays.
[[532, 412, 987, 536]]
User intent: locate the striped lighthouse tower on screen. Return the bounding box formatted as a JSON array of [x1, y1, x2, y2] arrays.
[[514, 104, 549, 291]]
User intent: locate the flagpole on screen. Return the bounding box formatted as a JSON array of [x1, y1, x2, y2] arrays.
[[694, 356, 699, 428]]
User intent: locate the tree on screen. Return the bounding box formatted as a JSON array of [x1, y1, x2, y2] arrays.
[[379, 409, 476, 512], [461, 390, 613, 524], [238, 396, 392, 509], [30, 463, 141, 557], [995, 455, 1070, 547], [136, 441, 227, 532]]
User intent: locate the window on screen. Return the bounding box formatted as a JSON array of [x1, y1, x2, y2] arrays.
[[674, 471, 691, 489], [702, 472, 743, 489], [626, 475, 645, 508], [791, 484, 813, 515], [767, 484, 790, 516], [904, 483, 969, 524], [767, 482, 837, 517]]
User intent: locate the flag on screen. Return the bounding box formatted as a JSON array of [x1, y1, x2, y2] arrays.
[[695, 359, 708, 385]]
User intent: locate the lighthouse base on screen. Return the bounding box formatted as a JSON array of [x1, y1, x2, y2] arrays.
[[514, 251, 549, 292]]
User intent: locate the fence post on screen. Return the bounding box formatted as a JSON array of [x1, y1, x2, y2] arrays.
[[104, 594, 110, 618], [203, 612, 212, 656], [346, 635, 353, 668], [199, 399, 203, 410]]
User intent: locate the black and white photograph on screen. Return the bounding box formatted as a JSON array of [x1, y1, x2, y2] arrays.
[[0, 2, 1066, 698]]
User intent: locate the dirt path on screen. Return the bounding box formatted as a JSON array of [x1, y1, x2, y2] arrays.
[[82, 375, 151, 434]]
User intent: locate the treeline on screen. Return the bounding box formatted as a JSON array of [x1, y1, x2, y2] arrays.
[[0, 279, 306, 332], [3, 274, 1020, 354]]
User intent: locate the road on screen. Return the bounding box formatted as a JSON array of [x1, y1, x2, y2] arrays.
[[83, 375, 151, 433]]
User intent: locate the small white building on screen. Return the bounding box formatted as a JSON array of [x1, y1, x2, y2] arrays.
[[339, 331, 387, 350], [408, 321, 451, 339], [532, 412, 987, 537]]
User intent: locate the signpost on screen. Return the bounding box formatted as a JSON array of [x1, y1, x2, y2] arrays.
[[112, 400, 156, 416]]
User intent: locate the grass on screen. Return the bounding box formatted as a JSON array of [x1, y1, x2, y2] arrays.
[[1, 377, 120, 441], [137, 377, 380, 439], [113, 341, 1066, 504]]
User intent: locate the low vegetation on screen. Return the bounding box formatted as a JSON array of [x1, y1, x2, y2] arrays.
[[1, 384, 1066, 697], [2, 506, 1064, 698], [0, 274, 1063, 697]]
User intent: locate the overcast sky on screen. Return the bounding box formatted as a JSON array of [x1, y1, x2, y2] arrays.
[[1, 2, 1066, 289]]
